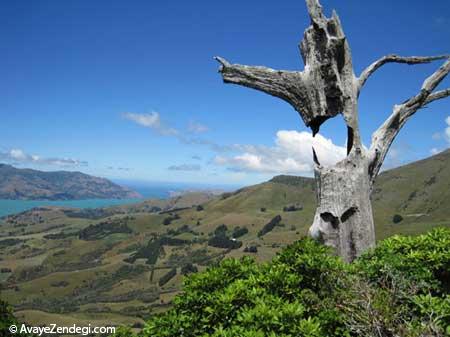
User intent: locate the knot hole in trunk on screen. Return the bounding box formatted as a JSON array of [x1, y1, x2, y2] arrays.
[[320, 212, 339, 229]]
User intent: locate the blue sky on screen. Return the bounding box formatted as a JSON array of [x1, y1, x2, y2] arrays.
[[1, 0, 449, 186]]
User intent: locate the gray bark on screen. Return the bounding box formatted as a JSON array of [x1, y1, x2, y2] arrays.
[[215, 0, 450, 261], [309, 149, 375, 262]]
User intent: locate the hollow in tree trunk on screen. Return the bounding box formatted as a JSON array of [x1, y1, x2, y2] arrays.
[[310, 150, 375, 262]]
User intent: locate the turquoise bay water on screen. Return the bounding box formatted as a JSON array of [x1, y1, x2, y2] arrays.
[[0, 184, 171, 218], [0, 181, 239, 218], [0, 198, 144, 218]]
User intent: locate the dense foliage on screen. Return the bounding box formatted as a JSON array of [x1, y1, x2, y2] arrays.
[[112, 227, 450, 337], [257, 215, 282, 237], [78, 220, 132, 240], [124, 239, 163, 265], [0, 300, 34, 337], [207, 235, 242, 249], [232, 226, 249, 238]]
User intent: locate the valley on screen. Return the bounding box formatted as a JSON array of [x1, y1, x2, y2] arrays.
[[0, 150, 449, 329]]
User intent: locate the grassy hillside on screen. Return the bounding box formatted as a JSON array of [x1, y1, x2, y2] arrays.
[[0, 150, 449, 329], [372, 149, 450, 237]]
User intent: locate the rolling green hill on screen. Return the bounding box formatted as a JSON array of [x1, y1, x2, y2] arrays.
[[0, 150, 449, 329]]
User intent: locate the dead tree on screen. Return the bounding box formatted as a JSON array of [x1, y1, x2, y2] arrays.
[[215, 0, 449, 261]]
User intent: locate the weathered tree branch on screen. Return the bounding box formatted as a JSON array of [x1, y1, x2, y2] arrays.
[[357, 54, 449, 95], [425, 88, 450, 104], [214, 55, 309, 121], [368, 58, 450, 181], [215, 0, 364, 148]]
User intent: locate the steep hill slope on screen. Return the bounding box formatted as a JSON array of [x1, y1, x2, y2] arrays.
[[0, 164, 141, 200], [372, 149, 450, 234]]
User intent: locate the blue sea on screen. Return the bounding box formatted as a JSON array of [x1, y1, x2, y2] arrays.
[[0, 180, 239, 218]]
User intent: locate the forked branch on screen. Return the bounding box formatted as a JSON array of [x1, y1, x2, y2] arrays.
[[425, 88, 450, 104], [368, 58, 450, 181], [357, 54, 449, 95]]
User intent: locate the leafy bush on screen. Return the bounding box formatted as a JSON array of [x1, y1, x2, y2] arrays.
[[258, 215, 282, 237], [162, 214, 181, 226], [181, 263, 198, 275], [232, 226, 248, 238], [113, 228, 450, 337], [124, 239, 163, 265], [243, 246, 258, 253], [78, 220, 132, 240], [214, 224, 228, 236], [1, 299, 35, 336], [208, 235, 242, 249]]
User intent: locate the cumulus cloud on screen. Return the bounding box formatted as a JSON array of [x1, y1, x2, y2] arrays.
[[430, 148, 442, 155], [432, 116, 450, 144], [214, 130, 346, 174], [123, 112, 178, 136], [0, 149, 88, 167], [188, 121, 209, 134], [167, 164, 201, 171], [123, 112, 220, 152]]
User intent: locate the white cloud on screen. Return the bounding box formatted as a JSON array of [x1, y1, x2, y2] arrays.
[[214, 130, 346, 174], [432, 116, 450, 144], [124, 112, 160, 128], [430, 148, 442, 155], [188, 121, 209, 134], [10, 149, 28, 161], [0, 149, 87, 167], [445, 116, 450, 142], [123, 112, 178, 136], [124, 111, 227, 152]]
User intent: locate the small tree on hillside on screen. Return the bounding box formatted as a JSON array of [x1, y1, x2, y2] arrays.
[[215, 0, 449, 261]]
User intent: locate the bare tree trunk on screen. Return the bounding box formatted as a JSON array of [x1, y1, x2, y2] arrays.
[[310, 150, 375, 262], [215, 0, 450, 261]]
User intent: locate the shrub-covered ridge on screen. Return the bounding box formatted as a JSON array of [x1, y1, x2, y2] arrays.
[[114, 228, 450, 337]]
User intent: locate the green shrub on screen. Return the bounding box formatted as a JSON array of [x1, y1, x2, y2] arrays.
[[208, 235, 242, 249], [124, 239, 163, 265], [214, 224, 228, 236], [232, 226, 248, 238], [0, 299, 35, 336], [258, 215, 282, 237], [113, 228, 450, 337], [181, 263, 198, 275]]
